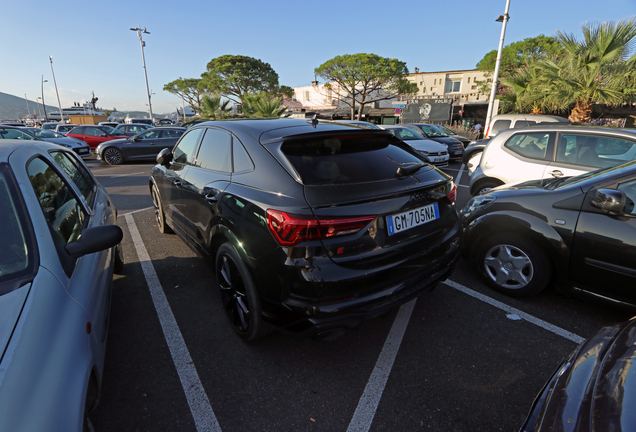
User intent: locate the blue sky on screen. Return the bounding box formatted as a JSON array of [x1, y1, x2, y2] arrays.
[[1, 0, 634, 115]]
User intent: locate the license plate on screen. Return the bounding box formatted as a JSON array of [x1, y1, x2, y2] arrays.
[[386, 203, 439, 235]]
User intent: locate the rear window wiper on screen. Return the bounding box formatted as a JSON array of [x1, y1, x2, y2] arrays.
[[386, 155, 426, 176]]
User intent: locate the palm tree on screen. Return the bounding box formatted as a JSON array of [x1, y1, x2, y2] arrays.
[[242, 92, 289, 118], [532, 17, 636, 122], [500, 64, 546, 114], [198, 94, 232, 120]]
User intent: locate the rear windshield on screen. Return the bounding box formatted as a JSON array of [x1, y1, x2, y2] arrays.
[[281, 134, 425, 185]]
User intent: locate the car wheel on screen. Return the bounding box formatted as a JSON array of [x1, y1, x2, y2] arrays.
[[103, 147, 124, 165], [114, 243, 124, 274], [473, 180, 501, 196], [151, 184, 173, 234], [474, 234, 551, 297], [215, 243, 272, 340]]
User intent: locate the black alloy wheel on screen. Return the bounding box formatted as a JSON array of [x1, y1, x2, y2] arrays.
[[474, 233, 551, 297], [151, 184, 173, 234], [215, 243, 271, 340], [103, 147, 124, 165]]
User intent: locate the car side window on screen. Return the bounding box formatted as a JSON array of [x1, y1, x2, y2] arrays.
[[233, 140, 253, 173], [50, 151, 96, 205], [0, 128, 35, 140], [173, 128, 202, 165], [27, 157, 86, 245], [163, 130, 184, 138], [84, 127, 101, 137], [139, 130, 161, 139], [71, 127, 85, 135], [194, 128, 232, 172], [556, 133, 623, 168], [504, 132, 553, 160], [618, 179, 636, 215], [491, 120, 511, 135]]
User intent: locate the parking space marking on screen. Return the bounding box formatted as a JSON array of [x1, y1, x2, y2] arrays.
[[444, 280, 585, 344], [124, 214, 222, 432], [117, 207, 153, 218], [102, 171, 147, 178], [454, 163, 465, 185], [347, 299, 416, 432]]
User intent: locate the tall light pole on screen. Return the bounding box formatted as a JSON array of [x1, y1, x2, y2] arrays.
[[130, 26, 153, 121], [36, 97, 43, 119], [41, 76, 49, 122], [484, 0, 511, 135], [49, 56, 65, 123]]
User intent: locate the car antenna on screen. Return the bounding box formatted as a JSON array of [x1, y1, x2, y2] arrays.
[[308, 114, 319, 128]]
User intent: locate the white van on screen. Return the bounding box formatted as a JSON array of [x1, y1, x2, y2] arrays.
[[125, 118, 154, 125], [485, 114, 568, 138]]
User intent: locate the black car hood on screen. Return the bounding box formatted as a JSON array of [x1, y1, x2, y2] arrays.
[[522, 317, 636, 431]]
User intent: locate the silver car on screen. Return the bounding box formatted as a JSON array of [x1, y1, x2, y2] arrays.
[[380, 124, 450, 167], [20, 127, 92, 158], [0, 140, 122, 431], [469, 125, 636, 195]]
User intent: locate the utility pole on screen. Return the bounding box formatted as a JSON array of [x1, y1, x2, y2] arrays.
[[130, 26, 153, 121]]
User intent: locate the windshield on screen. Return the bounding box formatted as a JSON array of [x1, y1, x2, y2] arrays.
[[386, 127, 427, 141], [429, 125, 451, 137], [98, 126, 118, 135], [0, 165, 35, 291], [417, 124, 447, 137], [28, 129, 64, 139]]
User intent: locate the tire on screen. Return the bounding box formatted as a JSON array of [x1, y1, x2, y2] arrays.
[[472, 180, 501, 196], [103, 147, 124, 165], [474, 234, 551, 297], [215, 243, 272, 340], [151, 184, 173, 234], [114, 243, 124, 274]]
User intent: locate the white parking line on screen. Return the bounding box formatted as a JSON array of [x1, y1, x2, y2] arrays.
[[347, 279, 585, 431], [124, 214, 222, 432], [117, 207, 153, 218], [347, 299, 416, 432], [454, 163, 465, 185], [444, 280, 585, 344]]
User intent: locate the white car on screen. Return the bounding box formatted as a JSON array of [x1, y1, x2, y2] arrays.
[[380, 125, 449, 167], [469, 125, 636, 195]]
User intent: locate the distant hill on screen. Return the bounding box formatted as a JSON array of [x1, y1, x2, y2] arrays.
[[0, 91, 58, 121], [0, 91, 166, 121]]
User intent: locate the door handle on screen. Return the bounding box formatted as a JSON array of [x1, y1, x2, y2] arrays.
[[549, 170, 564, 178], [173, 179, 182, 187]]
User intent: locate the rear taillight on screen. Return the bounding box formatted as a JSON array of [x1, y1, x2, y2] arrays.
[[445, 184, 457, 204], [266, 210, 375, 246]]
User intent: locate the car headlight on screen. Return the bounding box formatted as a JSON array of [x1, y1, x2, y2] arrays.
[[461, 195, 496, 215]]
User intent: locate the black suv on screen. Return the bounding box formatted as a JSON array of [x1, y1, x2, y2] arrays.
[[150, 119, 460, 340]]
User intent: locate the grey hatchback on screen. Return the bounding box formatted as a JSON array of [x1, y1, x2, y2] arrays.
[[0, 140, 122, 431]]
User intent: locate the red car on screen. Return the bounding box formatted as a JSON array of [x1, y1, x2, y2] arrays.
[[65, 125, 128, 149]]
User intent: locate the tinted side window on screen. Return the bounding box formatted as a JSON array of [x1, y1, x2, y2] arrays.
[[27, 157, 86, 244], [233, 140, 253, 173], [84, 127, 101, 137], [139, 130, 161, 139], [491, 120, 511, 135], [163, 129, 184, 138], [0, 128, 35, 140], [195, 128, 232, 172], [504, 132, 553, 160], [173, 129, 203, 165], [618, 179, 636, 214], [50, 151, 96, 205], [70, 127, 84, 134]]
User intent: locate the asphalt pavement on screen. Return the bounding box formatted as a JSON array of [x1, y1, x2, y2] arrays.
[[87, 158, 633, 432]]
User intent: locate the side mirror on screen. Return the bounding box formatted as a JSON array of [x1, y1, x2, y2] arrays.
[[65, 225, 123, 257], [591, 189, 626, 214], [157, 147, 173, 166], [100, 133, 107, 137], [133, 136, 140, 141]]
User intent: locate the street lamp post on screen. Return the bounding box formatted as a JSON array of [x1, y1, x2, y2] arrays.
[[484, 0, 511, 135], [130, 26, 153, 121], [41, 76, 49, 122], [36, 97, 43, 120], [49, 56, 65, 123]]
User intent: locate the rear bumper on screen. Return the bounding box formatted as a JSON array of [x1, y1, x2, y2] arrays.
[[255, 223, 461, 340]]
